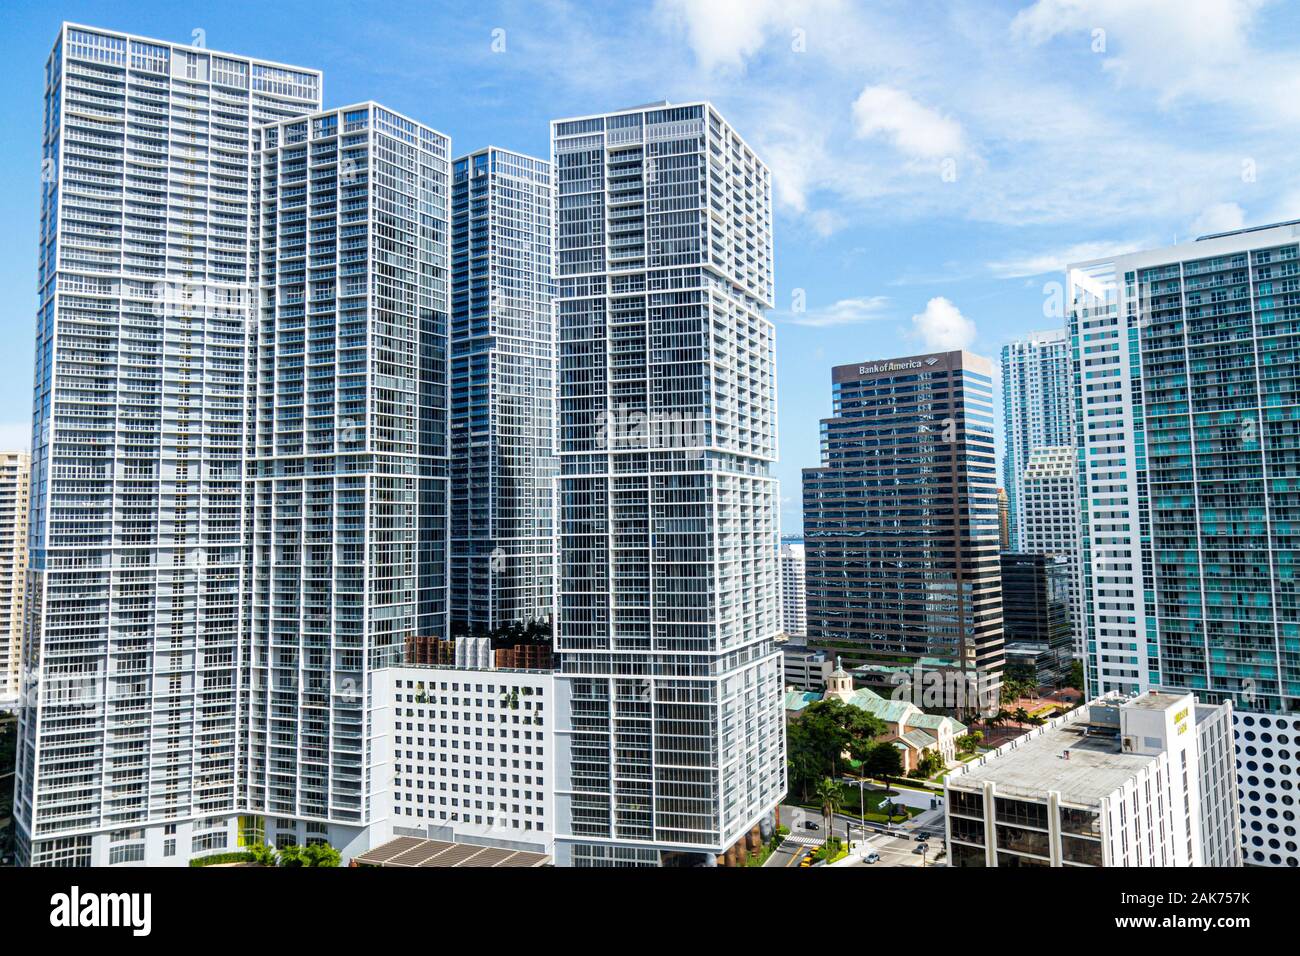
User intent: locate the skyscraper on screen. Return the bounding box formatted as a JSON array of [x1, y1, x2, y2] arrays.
[[17, 24, 322, 867], [1019, 445, 1082, 657], [550, 102, 785, 866], [779, 540, 807, 638], [1001, 329, 1072, 549], [450, 147, 555, 635], [1070, 219, 1300, 867], [803, 351, 1003, 710], [244, 103, 450, 851], [999, 552, 1072, 689], [0, 452, 30, 707]]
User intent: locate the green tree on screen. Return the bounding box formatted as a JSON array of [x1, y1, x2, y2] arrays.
[[786, 698, 851, 793], [914, 748, 945, 778], [863, 741, 904, 795], [814, 777, 843, 836], [956, 731, 983, 755], [276, 842, 341, 867], [1068, 659, 1085, 692], [247, 842, 278, 866], [843, 708, 888, 776], [785, 720, 823, 801]]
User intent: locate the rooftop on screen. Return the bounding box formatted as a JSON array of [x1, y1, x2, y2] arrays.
[[352, 836, 549, 868], [951, 710, 1154, 804]]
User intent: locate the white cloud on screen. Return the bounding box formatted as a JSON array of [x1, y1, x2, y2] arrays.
[[654, 0, 843, 72], [1010, 0, 1300, 120], [0, 422, 31, 452], [987, 237, 1153, 278], [910, 297, 976, 350], [785, 295, 892, 328], [852, 85, 964, 159], [1189, 202, 1246, 237]]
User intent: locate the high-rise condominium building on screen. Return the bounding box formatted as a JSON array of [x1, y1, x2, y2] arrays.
[[245, 103, 450, 852], [450, 147, 555, 635], [1001, 329, 1072, 549], [551, 102, 786, 866], [0, 452, 30, 706], [945, 691, 1241, 867], [803, 352, 1004, 709], [1069, 220, 1300, 867], [1020, 445, 1082, 657], [779, 539, 807, 637], [17, 24, 322, 867]]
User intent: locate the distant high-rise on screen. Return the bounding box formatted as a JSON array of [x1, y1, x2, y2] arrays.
[[0, 451, 30, 706], [450, 147, 555, 635], [999, 552, 1072, 689], [779, 540, 807, 637], [803, 352, 1004, 709], [1001, 329, 1072, 549], [17, 24, 322, 867], [1069, 220, 1300, 867], [1019, 445, 1082, 657], [551, 102, 785, 866], [996, 487, 1009, 551]]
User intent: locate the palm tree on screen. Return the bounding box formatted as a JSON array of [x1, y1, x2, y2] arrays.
[[814, 777, 843, 838]]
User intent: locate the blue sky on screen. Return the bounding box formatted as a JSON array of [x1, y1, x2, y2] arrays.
[[3, 0, 1298, 532]]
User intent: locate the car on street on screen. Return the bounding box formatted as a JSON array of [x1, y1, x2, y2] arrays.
[[804, 820, 820, 830], [863, 850, 880, 864]]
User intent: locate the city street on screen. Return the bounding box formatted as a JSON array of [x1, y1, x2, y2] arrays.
[[773, 801, 945, 868]]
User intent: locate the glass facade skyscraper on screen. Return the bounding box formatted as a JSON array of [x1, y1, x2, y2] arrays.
[[1071, 220, 1300, 867], [1001, 329, 1072, 549], [999, 552, 1072, 688], [16, 24, 451, 867], [17, 24, 322, 867], [802, 351, 1004, 709], [245, 103, 450, 841], [550, 102, 785, 866], [450, 147, 555, 634]]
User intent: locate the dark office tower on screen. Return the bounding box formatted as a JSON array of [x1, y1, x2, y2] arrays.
[[999, 553, 1073, 689], [802, 351, 1003, 710], [450, 147, 555, 635]]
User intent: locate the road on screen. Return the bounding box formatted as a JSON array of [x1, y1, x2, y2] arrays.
[[772, 801, 945, 868]]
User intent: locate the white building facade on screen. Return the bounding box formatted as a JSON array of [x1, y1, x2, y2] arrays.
[[550, 102, 786, 866], [16, 24, 323, 868], [1019, 445, 1082, 659], [0, 451, 30, 707], [945, 692, 1241, 867], [778, 540, 806, 637], [244, 102, 451, 857], [370, 665, 554, 856], [1001, 329, 1073, 549]]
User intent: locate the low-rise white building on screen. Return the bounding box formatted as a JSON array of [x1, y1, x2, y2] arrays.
[[944, 691, 1240, 867], [369, 665, 554, 857]]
